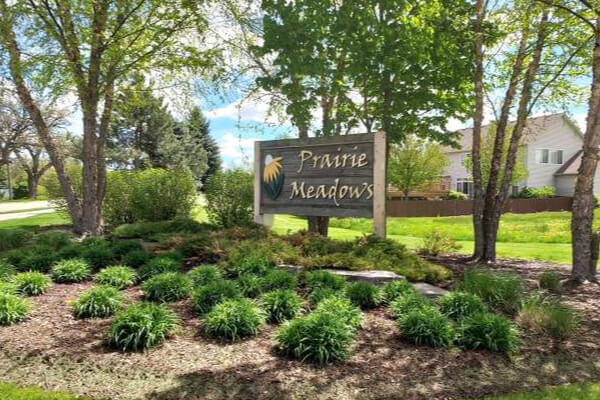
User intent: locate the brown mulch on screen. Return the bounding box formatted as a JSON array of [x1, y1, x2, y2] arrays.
[[1, 259, 600, 400]]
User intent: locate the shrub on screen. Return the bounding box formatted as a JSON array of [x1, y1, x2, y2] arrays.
[[122, 249, 150, 268], [108, 302, 180, 351], [0, 228, 33, 252], [205, 169, 254, 228], [111, 218, 209, 239], [139, 256, 181, 280], [141, 272, 192, 302], [57, 243, 84, 260], [456, 268, 526, 315], [276, 311, 356, 363], [262, 269, 297, 291], [188, 265, 223, 287], [110, 240, 143, 257], [388, 291, 431, 318], [9, 245, 58, 273], [315, 296, 363, 331], [94, 266, 138, 289], [0, 293, 29, 325], [191, 280, 241, 314], [12, 272, 52, 296], [0, 262, 16, 281], [344, 281, 382, 309], [516, 186, 555, 199], [438, 292, 487, 320], [32, 231, 72, 249], [178, 234, 215, 259], [73, 286, 124, 318], [382, 280, 414, 304], [286, 231, 352, 257], [518, 296, 579, 340], [204, 299, 266, 340], [446, 190, 468, 200], [260, 289, 303, 323], [397, 306, 454, 348], [235, 274, 263, 298], [539, 271, 563, 294], [51, 259, 91, 283], [308, 287, 337, 306], [229, 254, 274, 277], [305, 270, 346, 291], [105, 169, 197, 224], [458, 312, 518, 352], [420, 230, 461, 256]]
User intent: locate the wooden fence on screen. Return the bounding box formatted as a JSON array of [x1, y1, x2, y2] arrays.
[[386, 197, 573, 218]]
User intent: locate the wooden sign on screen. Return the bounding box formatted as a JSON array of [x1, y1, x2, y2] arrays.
[[254, 132, 386, 237]]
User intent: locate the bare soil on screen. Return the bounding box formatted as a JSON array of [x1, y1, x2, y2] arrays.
[[1, 258, 599, 400]]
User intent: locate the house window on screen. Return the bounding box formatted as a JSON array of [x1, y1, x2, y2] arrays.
[[456, 178, 473, 196], [536, 149, 563, 164]]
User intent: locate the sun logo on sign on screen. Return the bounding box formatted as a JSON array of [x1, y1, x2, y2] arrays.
[[263, 154, 284, 200]]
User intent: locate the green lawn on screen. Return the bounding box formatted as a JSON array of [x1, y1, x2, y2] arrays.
[[0, 212, 70, 229], [0, 382, 97, 400]]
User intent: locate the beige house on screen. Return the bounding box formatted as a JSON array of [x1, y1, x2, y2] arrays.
[[441, 113, 598, 197]]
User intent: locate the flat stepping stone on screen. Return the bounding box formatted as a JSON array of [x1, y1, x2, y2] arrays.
[[411, 282, 448, 299]]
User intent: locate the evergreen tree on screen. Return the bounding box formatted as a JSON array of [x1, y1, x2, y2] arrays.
[[185, 107, 221, 188]]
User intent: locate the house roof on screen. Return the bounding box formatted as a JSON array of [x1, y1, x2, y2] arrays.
[[554, 150, 583, 176], [442, 113, 580, 153]]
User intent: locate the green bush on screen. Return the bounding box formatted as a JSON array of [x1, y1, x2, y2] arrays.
[[6, 246, 57, 273], [177, 234, 215, 259], [205, 169, 254, 228], [388, 291, 431, 318], [110, 240, 143, 257], [456, 268, 526, 315], [458, 312, 518, 352], [382, 280, 414, 304], [419, 230, 461, 256], [308, 287, 338, 306], [260, 289, 303, 323], [262, 269, 297, 291], [57, 243, 84, 260], [204, 298, 266, 340], [141, 272, 192, 302], [191, 280, 241, 314], [108, 302, 180, 351], [228, 253, 274, 277], [344, 281, 382, 309], [111, 218, 209, 239], [0, 262, 16, 281], [397, 306, 454, 348], [286, 231, 352, 257], [139, 256, 181, 280], [518, 296, 579, 341], [105, 169, 197, 224], [235, 273, 263, 298], [276, 311, 356, 363], [32, 231, 72, 249], [122, 250, 150, 268], [188, 265, 223, 287], [315, 296, 363, 331], [0, 293, 29, 325], [79, 242, 116, 270], [0, 228, 33, 252], [73, 286, 124, 318], [438, 292, 487, 320], [515, 186, 555, 199], [51, 259, 91, 283], [539, 271, 563, 294], [12, 272, 52, 296], [305, 270, 346, 291], [94, 266, 138, 289]]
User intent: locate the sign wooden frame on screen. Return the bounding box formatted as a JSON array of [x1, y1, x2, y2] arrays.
[[254, 132, 386, 237]]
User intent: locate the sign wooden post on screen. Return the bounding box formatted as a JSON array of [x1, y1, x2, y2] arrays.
[[254, 132, 386, 237]]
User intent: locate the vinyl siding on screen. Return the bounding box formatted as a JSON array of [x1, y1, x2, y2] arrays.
[[444, 151, 471, 190]]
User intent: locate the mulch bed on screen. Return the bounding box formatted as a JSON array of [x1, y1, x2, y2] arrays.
[[1, 258, 600, 400]]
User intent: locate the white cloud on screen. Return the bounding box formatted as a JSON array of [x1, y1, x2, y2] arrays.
[[572, 112, 587, 132], [217, 132, 257, 161], [207, 97, 284, 125]]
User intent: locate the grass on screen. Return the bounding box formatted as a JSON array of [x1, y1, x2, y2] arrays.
[[479, 382, 600, 400], [0, 382, 97, 400], [0, 212, 69, 229]]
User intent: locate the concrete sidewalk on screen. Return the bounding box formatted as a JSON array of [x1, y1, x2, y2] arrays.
[[0, 200, 51, 213], [0, 208, 55, 222]]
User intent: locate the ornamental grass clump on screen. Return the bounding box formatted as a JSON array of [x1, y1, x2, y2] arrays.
[[344, 281, 382, 310], [141, 272, 192, 302], [518, 296, 579, 341], [260, 289, 303, 323], [235, 273, 263, 298], [388, 291, 431, 319], [538, 271, 563, 294], [108, 302, 180, 352], [458, 312, 518, 352], [188, 265, 223, 287], [191, 280, 241, 314], [315, 295, 363, 331], [456, 268, 526, 315], [308, 287, 337, 306], [94, 266, 138, 289], [397, 306, 454, 348], [0, 262, 16, 282], [262, 269, 297, 291], [204, 299, 266, 340], [51, 259, 91, 283], [304, 270, 346, 291], [73, 286, 124, 318], [381, 280, 414, 304], [138, 256, 180, 280], [12, 272, 52, 296], [438, 292, 487, 321], [0, 282, 16, 295], [0, 293, 29, 325]]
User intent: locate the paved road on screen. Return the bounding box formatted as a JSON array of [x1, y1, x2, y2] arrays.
[[0, 208, 55, 222], [0, 200, 51, 213]]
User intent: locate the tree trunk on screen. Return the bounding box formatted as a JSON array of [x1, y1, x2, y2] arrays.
[[6, 161, 12, 200], [27, 171, 38, 199], [308, 216, 329, 236], [571, 15, 600, 283]]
